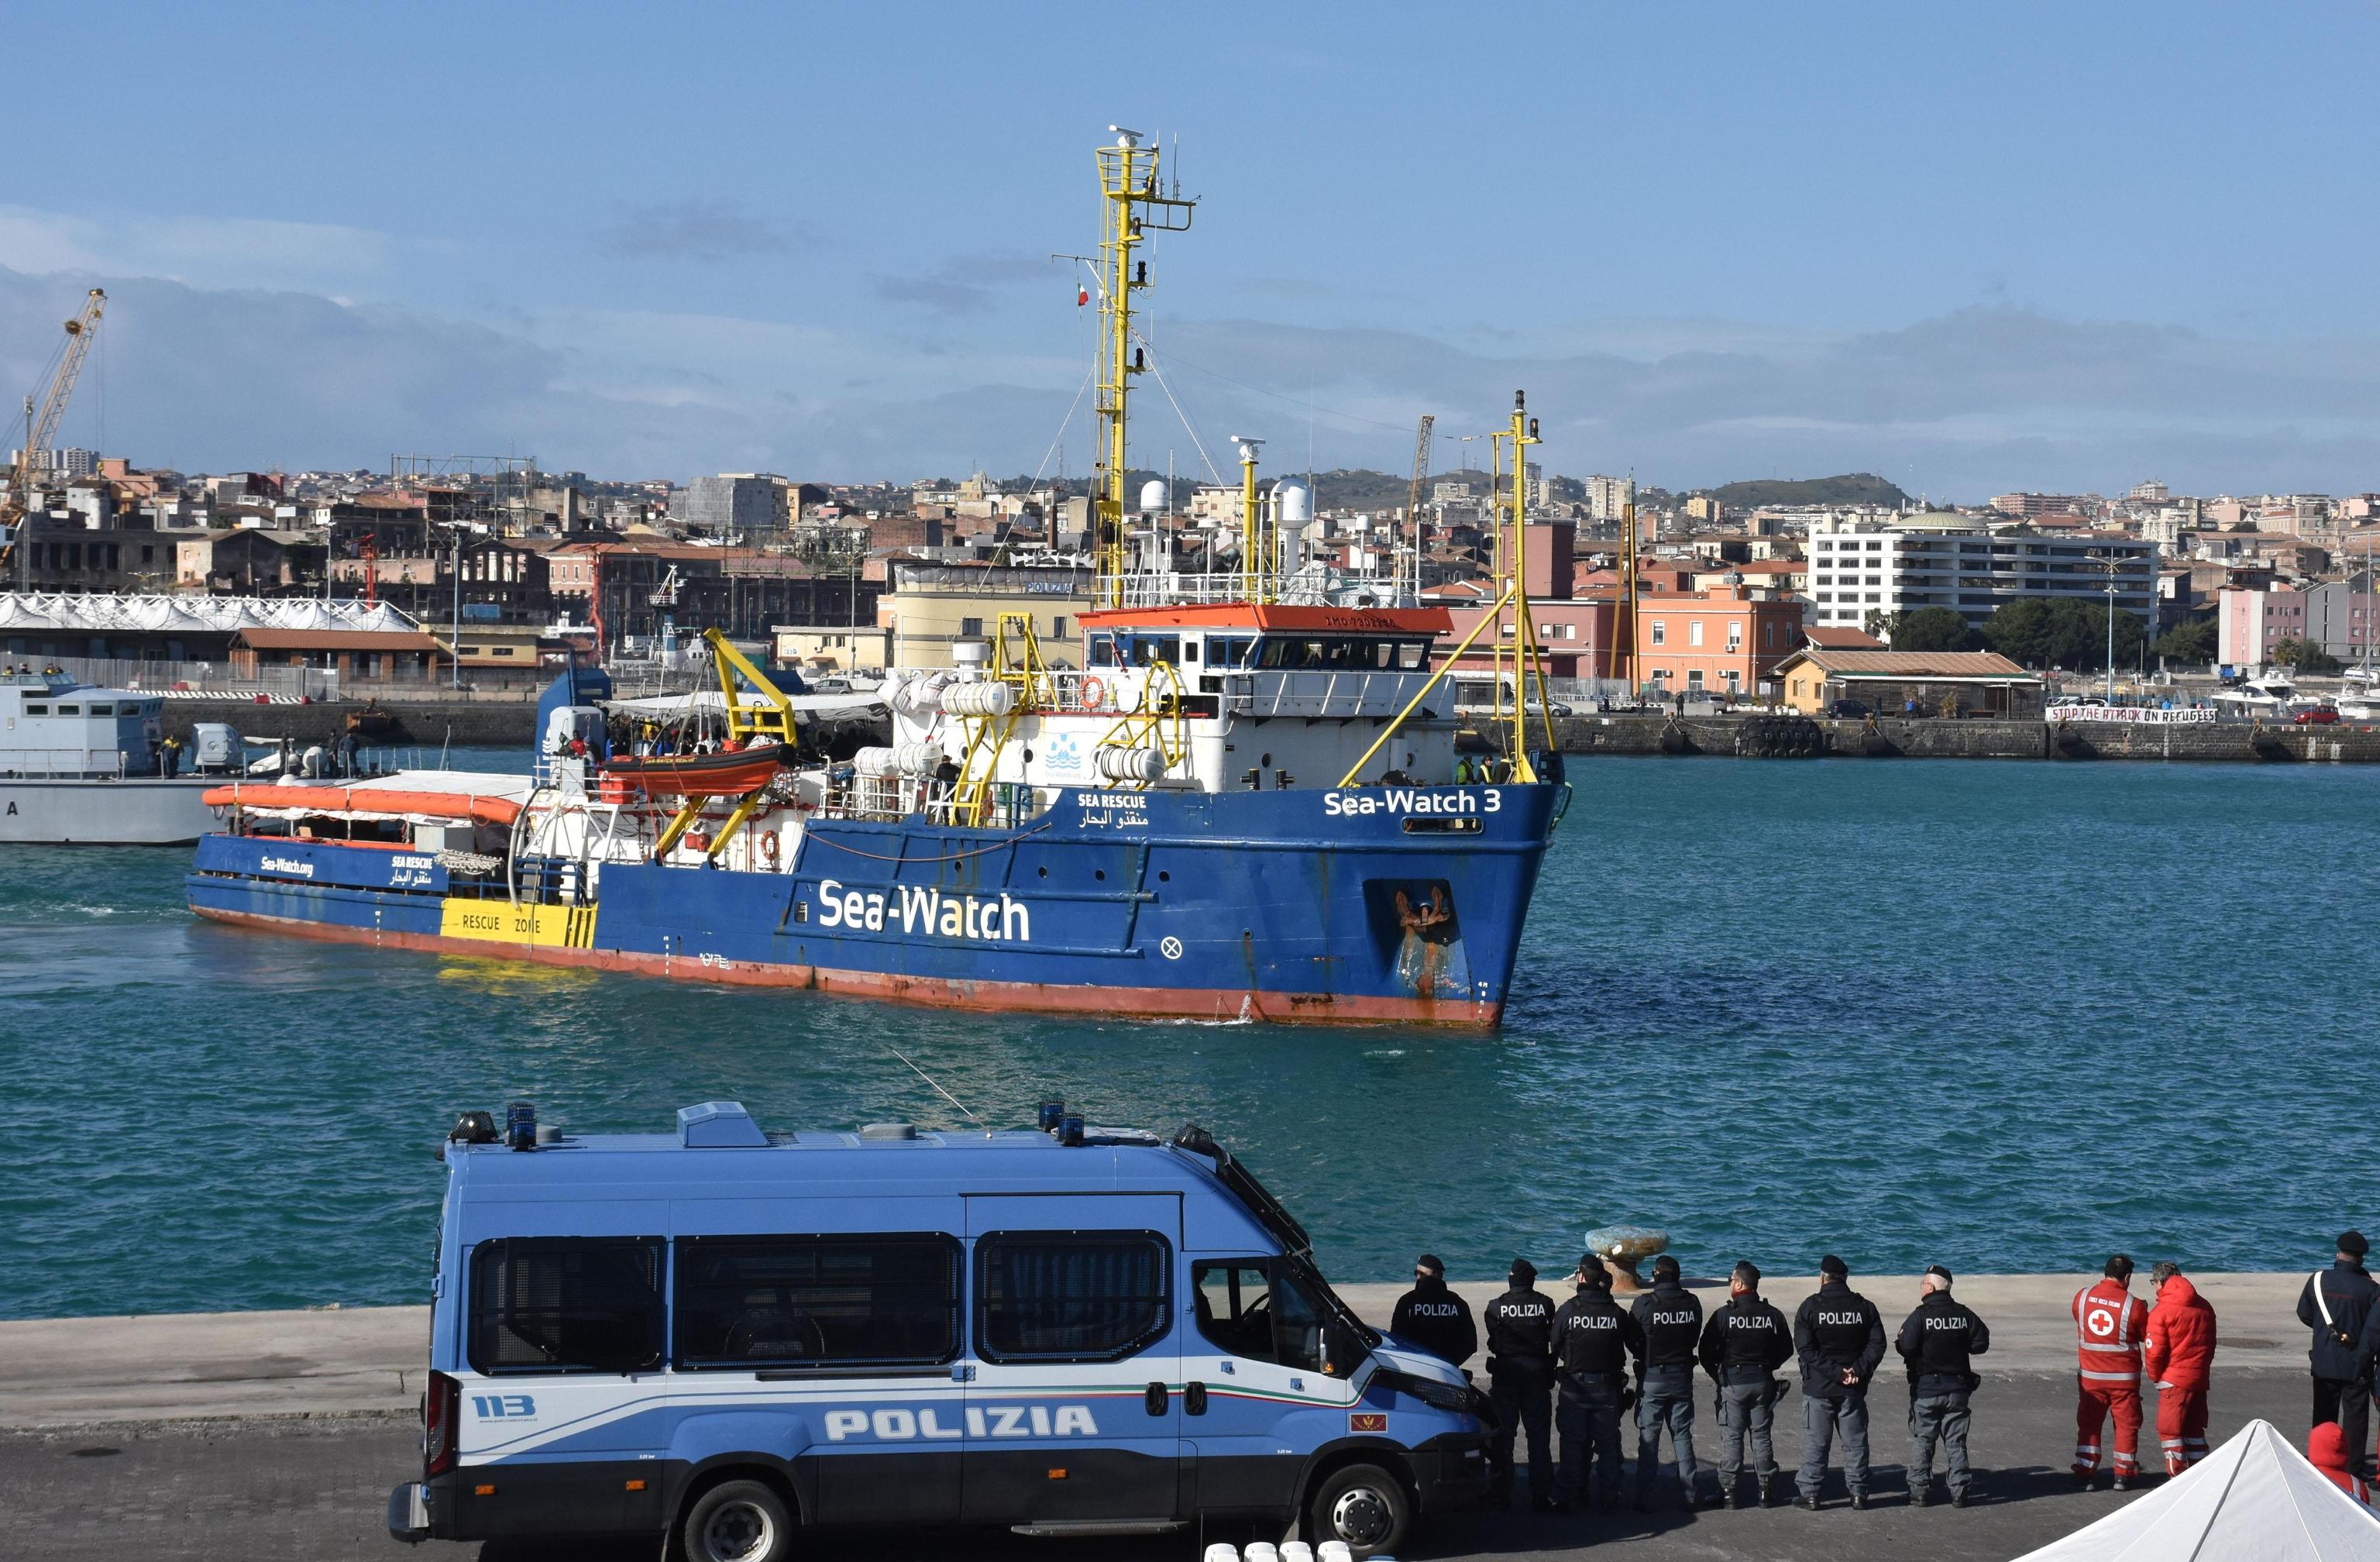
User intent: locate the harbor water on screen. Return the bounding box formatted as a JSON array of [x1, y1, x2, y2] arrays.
[[3, 757, 2373, 1319]]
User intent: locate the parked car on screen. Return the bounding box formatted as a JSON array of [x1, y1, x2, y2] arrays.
[[1827, 699, 1870, 718], [2295, 705, 2341, 725]]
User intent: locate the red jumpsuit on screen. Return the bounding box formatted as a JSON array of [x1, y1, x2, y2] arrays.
[[2073, 1278, 2150, 1481], [2144, 1274, 2217, 1475]]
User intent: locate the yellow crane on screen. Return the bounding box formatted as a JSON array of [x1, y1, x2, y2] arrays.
[[1405, 413, 1434, 597], [4, 287, 107, 584]]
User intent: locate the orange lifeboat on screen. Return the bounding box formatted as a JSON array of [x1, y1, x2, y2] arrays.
[[600, 741, 789, 799]]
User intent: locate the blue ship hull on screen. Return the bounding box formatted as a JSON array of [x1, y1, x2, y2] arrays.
[[188, 783, 1556, 1025]]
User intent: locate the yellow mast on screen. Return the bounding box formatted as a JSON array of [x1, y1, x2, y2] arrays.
[[1234, 436, 1266, 604], [1092, 129, 1194, 607], [1491, 391, 1555, 779]]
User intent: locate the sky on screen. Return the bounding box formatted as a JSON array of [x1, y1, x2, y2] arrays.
[[5, 0, 2380, 499]]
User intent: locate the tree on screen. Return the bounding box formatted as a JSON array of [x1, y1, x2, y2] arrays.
[[1865, 608, 1903, 643], [2270, 637, 2344, 675], [1892, 607, 1981, 652], [1982, 598, 2054, 666], [2152, 617, 2218, 666], [1985, 596, 2144, 669]]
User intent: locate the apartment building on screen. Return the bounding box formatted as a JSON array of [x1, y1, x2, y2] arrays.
[[1806, 513, 2155, 635]]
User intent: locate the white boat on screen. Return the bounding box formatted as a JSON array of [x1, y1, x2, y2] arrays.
[[0, 671, 249, 844]]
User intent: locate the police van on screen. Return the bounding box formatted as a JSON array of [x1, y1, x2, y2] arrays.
[[387, 1099, 1491, 1560]]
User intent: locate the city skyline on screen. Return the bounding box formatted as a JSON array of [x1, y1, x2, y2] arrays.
[[6, 2, 2380, 493]]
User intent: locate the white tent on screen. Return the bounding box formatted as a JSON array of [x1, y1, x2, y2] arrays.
[[2014, 1419, 2380, 1560]]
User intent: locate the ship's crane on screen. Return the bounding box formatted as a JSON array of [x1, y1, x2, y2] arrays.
[[3, 287, 107, 583]]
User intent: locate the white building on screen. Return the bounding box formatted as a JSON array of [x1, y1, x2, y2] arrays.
[[1806, 512, 2157, 635]]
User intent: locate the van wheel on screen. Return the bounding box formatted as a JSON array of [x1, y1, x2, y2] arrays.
[[683, 1480, 791, 1562], [1308, 1461, 1409, 1559]]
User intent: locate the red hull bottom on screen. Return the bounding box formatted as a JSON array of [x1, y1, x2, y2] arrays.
[[190, 906, 1505, 1028]]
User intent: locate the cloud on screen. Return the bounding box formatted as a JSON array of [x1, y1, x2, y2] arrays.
[[871, 252, 1061, 316], [593, 199, 797, 262], [10, 257, 2380, 497], [0, 205, 394, 294]]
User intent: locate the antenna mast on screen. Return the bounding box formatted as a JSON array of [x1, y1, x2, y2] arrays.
[[1093, 127, 1194, 607]]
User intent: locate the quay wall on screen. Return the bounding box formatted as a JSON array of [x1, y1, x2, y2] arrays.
[[1550, 714, 2380, 763]]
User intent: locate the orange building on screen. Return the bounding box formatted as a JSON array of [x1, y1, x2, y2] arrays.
[[1632, 587, 1804, 698]]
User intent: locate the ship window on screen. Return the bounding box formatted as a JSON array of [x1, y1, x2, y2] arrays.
[[26, 704, 47, 714], [975, 1231, 1171, 1363], [1181, 640, 1199, 662], [672, 1233, 962, 1371], [1088, 634, 1116, 668], [1214, 636, 1254, 668], [1397, 641, 1427, 669], [87, 704, 115, 715], [467, 1237, 665, 1376], [55, 704, 79, 714], [1126, 635, 1179, 666]]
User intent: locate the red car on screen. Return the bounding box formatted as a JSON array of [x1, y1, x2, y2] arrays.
[[2296, 705, 2341, 724]]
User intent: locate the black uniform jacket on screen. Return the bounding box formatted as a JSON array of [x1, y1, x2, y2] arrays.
[[1795, 1279, 1886, 1399], [1484, 1285, 1558, 1376], [1391, 1281, 1479, 1368], [1700, 1293, 1794, 1386], [1629, 1280, 1705, 1391], [2297, 1261, 2380, 1381], [1895, 1290, 1992, 1396], [1554, 1290, 1642, 1389]]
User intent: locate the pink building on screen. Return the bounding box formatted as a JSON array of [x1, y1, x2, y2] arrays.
[[2217, 586, 2304, 669]]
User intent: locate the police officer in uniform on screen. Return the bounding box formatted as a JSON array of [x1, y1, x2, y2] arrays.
[[1794, 1254, 1886, 1509], [1552, 1255, 1641, 1513], [2297, 1230, 2380, 1480], [1629, 1254, 1706, 1510], [1699, 1260, 1794, 1509], [1390, 1253, 1478, 1371], [1897, 1264, 1991, 1507], [1484, 1258, 1558, 1510]]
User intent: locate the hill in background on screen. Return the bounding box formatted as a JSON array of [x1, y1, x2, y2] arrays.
[[1704, 473, 1910, 509]]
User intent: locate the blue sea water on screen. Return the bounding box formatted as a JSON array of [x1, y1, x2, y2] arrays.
[[1, 757, 2374, 1319]]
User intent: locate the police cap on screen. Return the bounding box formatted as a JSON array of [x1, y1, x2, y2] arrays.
[[2340, 1231, 2370, 1259], [1818, 1254, 1849, 1279], [1509, 1257, 1536, 1282], [1415, 1253, 1445, 1276], [1652, 1254, 1681, 1281]]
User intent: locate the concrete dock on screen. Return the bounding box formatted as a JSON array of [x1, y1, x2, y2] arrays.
[[0, 1274, 2346, 1561]]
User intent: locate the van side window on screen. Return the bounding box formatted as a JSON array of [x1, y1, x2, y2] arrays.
[[673, 1233, 961, 1370], [975, 1231, 1171, 1363], [1193, 1259, 1325, 1373], [467, 1237, 664, 1375]]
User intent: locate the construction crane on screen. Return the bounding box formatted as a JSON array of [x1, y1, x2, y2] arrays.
[[1405, 413, 1434, 600], [4, 287, 108, 585]]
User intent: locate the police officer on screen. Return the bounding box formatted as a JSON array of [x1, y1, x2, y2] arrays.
[[1390, 1254, 1478, 1371], [1699, 1259, 1794, 1509], [1552, 1255, 1641, 1513], [2297, 1230, 2380, 1480], [1484, 1258, 1558, 1510], [1794, 1254, 1886, 1510], [1629, 1253, 1705, 1510], [1897, 1264, 1991, 1508]]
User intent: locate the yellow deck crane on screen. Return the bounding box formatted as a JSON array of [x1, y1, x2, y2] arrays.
[[644, 628, 800, 863], [4, 288, 107, 586]]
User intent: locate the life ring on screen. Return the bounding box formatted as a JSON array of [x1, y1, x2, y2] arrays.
[[1080, 676, 1106, 711], [761, 831, 780, 865]]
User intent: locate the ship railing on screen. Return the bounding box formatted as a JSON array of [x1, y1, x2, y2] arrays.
[[1219, 669, 1437, 720], [1109, 574, 1258, 608], [1, 747, 135, 779]]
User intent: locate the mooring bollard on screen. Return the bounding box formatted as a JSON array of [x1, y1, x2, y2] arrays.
[[1317, 1543, 1356, 1562], [1244, 1544, 1281, 1562], [1202, 1545, 1240, 1562], [1282, 1543, 1316, 1562]]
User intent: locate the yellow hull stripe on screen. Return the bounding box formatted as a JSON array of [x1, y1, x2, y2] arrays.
[[439, 898, 597, 949]]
